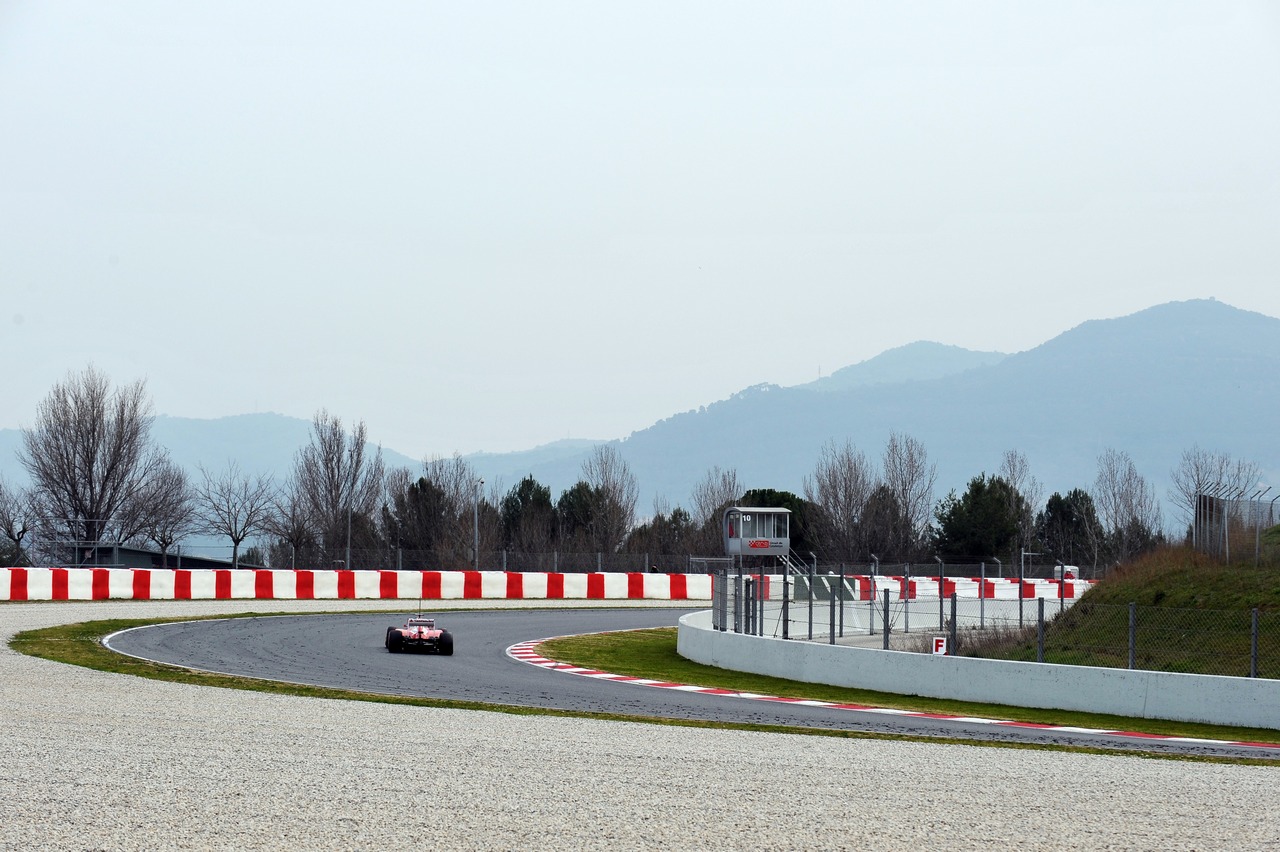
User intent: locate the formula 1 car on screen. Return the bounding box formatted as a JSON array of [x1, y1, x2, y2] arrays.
[[385, 615, 454, 655]]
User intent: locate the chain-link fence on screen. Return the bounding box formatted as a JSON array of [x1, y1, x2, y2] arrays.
[[1194, 491, 1280, 565], [24, 545, 711, 573], [711, 570, 1279, 680], [267, 548, 704, 573]]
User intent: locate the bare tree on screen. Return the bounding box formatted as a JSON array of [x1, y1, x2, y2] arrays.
[[882, 432, 936, 559], [1094, 448, 1163, 563], [18, 366, 166, 555], [581, 444, 638, 552], [0, 477, 37, 567], [291, 410, 385, 554], [1168, 445, 1261, 532], [999, 449, 1043, 554], [196, 462, 275, 569], [803, 440, 877, 562], [267, 475, 321, 569], [131, 457, 197, 565], [418, 454, 499, 567], [690, 466, 742, 529]]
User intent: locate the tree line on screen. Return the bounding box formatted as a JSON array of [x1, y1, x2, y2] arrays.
[[0, 367, 1264, 571]]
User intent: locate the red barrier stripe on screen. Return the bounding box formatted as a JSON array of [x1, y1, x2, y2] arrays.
[[337, 570, 355, 599], [670, 573, 688, 600], [52, 568, 69, 601], [296, 570, 315, 599], [254, 570, 272, 599], [506, 572, 524, 599], [175, 570, 192, 600], [1021, 581, 1036, 599], [462, 571, 482, 599], [133, 569, 151, 600], [92, 569, 110, 600], [547, 572, 564, 599], [10, 567, 27, 601], [422, 571, 441, 599], [627, 573, 645, 599], [379, 571, 397, 599], [587, 573, 605, 600], [215, 570, 232, 599]]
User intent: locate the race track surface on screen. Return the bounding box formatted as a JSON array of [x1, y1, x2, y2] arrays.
[[106, 608, 1280, 759]]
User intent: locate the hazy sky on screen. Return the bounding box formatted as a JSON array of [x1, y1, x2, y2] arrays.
[[3, 1, 1278, 459]]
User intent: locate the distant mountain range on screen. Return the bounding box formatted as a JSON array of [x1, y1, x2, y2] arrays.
[[2, 299, 1276, 531]]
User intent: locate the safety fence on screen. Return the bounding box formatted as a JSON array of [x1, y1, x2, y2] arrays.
[[1193, 490, 1280, 565], [711, 571, 1276, 679], [0, 567, 710, 602]]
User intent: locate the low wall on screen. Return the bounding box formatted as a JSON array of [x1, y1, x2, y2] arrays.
[[677, 610, 1280, 730], [0, 567, 710, 602]]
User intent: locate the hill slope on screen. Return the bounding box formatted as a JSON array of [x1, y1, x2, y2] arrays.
[[481, 299, 1278, 521]]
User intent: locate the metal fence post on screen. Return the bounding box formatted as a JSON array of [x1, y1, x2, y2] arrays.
[[734, 573, 743, 634], [1018, 560, 1025, 630], [869, 583, 876, 636], [1128, 602, 1137, 670], [782, 570, 790, 640], [829, 581, 836, 645], [807, 560, 814, 641], [979, 562, 986, 630], [904, 563, 911, 634], [757, 576, 764, 636], [1251, 607, 1259, 678], [838, 563, 846, 638], [882, 589, 891, 650], [1037, 598, 1045, 663], [949, 593, 957, 655], [713, 570, 725, 632]]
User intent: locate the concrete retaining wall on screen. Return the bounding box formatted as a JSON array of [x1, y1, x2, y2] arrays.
[[0, 567, 711, 602], [677, 610, 1280, 730]]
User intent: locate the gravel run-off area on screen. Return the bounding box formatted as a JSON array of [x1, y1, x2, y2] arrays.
[[2, 599, 1277, 851]]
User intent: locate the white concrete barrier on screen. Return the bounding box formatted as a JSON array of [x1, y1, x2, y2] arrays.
[[677, 610, 1280, 730]]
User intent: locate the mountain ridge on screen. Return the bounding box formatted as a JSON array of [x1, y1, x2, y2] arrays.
[[2, 299, 1275, 532]]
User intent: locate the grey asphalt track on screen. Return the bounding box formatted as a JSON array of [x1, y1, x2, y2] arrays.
[[105, 607, 1280, 759]]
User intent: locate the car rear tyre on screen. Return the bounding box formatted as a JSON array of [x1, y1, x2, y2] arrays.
[[438, 631, 454, 656]]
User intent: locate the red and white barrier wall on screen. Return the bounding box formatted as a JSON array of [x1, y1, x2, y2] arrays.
[[846, 575, 1093, 601], [732, 574, 1093, 601], [0, 567, 711, 602], [0, 568, 1090, 603]]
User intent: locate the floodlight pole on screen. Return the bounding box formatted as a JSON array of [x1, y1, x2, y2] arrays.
[[473, 478, 484, 572]]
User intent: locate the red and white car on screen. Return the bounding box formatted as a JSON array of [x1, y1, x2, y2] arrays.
[[385, 616, 454, 655]]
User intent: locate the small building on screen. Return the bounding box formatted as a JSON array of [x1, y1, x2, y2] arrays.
[[60, 544, 264, 571], [721, 506, 791, 557]]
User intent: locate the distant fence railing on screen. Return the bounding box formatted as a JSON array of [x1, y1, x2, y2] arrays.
[[1194, 490, 1280, 564], [713, 570, 1276, 680]]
